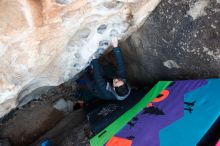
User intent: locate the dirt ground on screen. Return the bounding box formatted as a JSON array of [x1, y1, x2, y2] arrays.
[[0, 81, 90, 146]]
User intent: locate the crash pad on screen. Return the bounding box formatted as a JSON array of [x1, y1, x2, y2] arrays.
[[90, 79, 220, 146], [85, 88, 148, 133]]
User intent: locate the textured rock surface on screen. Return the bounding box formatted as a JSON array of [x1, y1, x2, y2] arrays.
[[121, 0, 220, 85], [0, 102, 64, 146], [0, 0, 161, 118]]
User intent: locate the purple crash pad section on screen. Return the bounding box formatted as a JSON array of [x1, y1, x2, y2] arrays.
[[113, 80, 207, 146]]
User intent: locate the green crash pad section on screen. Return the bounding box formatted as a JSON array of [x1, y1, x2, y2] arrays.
[[90, 81, 172, 146]]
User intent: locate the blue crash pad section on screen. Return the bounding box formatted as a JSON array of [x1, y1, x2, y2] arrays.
[[160, 78, 220, 146]]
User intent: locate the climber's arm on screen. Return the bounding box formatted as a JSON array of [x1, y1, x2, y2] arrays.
[[91, 59, 115, 99], [112, 37, 126, 79]]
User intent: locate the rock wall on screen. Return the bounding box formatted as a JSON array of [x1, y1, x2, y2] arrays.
[[0, 0, 161, 118], [121, 0, 220, 86]]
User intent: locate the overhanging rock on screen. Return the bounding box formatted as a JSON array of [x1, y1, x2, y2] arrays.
[[0, 0, 161, 118]]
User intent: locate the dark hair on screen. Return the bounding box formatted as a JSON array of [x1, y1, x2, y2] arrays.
[[115, 83, 129, 96]]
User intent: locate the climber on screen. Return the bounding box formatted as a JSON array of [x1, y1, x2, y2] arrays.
[[74, 37, 131, 108]]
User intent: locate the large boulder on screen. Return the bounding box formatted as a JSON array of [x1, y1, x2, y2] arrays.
[[121, 0, 220, 85], [0, 0, 161, 118]]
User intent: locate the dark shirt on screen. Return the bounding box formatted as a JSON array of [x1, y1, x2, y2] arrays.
[[91, 47, 129, 100]]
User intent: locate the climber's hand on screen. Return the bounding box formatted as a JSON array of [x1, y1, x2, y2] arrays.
[[112, 37, 118, 48], [92, 54, 96, 60]]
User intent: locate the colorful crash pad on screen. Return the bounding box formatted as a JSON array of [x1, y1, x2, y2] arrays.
[[85, 88, 148, 133], [90, 79, 220, 146], [106, 136, 132, 146], [90, 81, 171, 146]]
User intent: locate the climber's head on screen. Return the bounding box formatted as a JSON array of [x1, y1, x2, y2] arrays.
[[113, 78, 129, 96]]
